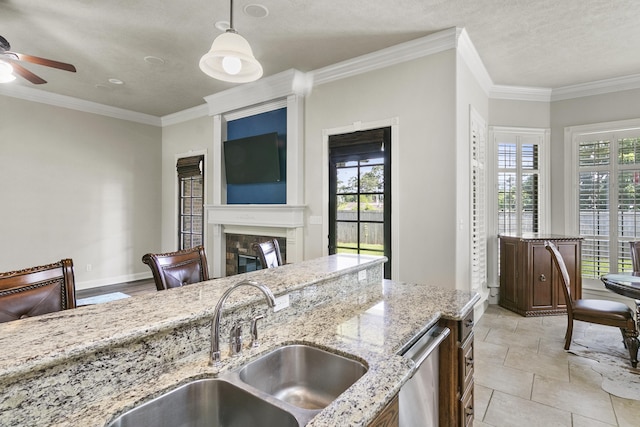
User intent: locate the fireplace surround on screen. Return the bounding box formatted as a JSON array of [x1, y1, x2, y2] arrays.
[[225, 233, 287, 276], [206, 204, 305, 278]]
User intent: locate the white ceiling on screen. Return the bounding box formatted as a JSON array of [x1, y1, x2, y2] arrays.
[[1, 0, 639, 117]]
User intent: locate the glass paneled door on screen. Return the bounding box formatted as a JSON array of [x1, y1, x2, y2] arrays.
[[329, 128, 391, 279]]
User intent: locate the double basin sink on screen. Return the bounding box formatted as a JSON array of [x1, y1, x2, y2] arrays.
[[107, 344, 368, 427]]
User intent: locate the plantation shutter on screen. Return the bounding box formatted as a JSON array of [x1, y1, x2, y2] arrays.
[[577, 129, 640, 278], [471, 110, 487, 291]]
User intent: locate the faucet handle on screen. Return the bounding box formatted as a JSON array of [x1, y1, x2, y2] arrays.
[[211, 350, 221, 367], [250, 314, 265, 348], [230, 322, 243, 356]]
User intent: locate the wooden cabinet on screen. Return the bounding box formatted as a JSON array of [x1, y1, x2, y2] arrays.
[[499, 234, 582, 317], [439, 309, 474, 427], [368, 394, 399, 427]]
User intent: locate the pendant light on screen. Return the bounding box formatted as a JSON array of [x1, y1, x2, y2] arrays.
[[199, 0, 263, 83]]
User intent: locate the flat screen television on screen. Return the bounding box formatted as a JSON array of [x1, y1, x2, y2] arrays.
[[223, 132, 281, 184]]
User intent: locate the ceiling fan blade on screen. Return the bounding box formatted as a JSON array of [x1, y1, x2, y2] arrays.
[[11, 51, 76, 72], [11, 63, 47, 84]]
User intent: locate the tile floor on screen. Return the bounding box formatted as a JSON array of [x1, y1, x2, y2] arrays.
[[474, 305, 640, 427]]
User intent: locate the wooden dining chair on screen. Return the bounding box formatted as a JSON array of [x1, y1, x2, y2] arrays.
[[0, 259, 76, 323], [545, 241, 639, 367], [142, 245, 210, 291], [253, 238, 283, 269]]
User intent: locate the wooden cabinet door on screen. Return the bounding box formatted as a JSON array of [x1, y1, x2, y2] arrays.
[[554, 241, 582, 306], [531, 244, 554, 309], [499, 239, 519, 309]]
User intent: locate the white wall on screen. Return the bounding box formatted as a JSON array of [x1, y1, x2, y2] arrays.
[[0, 95, 162, 289], [489, 99, 550, 129], [304, 51, 461, 287]]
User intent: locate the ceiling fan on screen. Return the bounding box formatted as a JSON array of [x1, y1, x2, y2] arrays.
[[0, 35, 76, 84]]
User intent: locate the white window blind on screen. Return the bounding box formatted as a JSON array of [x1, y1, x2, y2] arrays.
[[471, 109, 487, 291], [576, 129, 640, 278], [496, 134, 543, 235]]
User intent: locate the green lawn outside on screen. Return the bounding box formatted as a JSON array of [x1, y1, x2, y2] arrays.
[[337, 242, 384, 255]]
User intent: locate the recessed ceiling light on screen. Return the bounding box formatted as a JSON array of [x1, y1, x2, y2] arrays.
[[215, 20, 231, 32], [144, 56, 165, 65], [95, 83, 112, 91], [108, 78, 124, 85], [244, 4, 269, 18]]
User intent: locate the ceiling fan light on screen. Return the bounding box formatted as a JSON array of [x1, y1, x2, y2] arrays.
[[0, 61, 15, 83], [199, 30, 263, 83]]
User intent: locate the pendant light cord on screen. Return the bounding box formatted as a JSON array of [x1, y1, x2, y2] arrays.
[[229, 0, 235, 31]]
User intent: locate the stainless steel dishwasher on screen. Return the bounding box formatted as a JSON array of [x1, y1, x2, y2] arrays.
[[398, 324, 450, 427]]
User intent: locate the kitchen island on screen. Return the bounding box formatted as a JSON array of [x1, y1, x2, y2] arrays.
[[0, 254, 478, 426]]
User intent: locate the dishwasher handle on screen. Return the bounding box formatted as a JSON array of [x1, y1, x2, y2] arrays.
[[405, 326, 450, 368]]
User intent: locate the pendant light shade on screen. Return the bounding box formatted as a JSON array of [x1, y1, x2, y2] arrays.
[[199, 0, 263, 83], [199, 30, 263, 83]]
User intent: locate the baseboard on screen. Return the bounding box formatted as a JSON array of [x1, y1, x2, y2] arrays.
[[75, 272, 153, 291], [474, 288, 490, 321]]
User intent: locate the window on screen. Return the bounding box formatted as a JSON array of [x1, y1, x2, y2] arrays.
[[568, 121, 640, 280], [177, 155, 204, 250], [489, 127, 549, 290], [494, 129, 548, 236]]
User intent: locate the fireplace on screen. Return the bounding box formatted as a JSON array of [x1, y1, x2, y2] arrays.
[[225, 234, 287, 276], [206, 204, 305, 278]]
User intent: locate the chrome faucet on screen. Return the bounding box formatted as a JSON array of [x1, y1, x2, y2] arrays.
[[210, 280, 275, 367]]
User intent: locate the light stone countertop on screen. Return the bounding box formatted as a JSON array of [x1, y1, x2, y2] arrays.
[[0, 255, 479, 426]]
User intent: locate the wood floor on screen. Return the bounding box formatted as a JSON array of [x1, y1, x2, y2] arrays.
[[75, 278, 157, 299]]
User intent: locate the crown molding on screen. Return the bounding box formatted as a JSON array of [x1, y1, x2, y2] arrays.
[[161, 103, 209, 126], [488, 73, 640, 103], [5, 26, 640, 125], [0, 84, 161, 126], [202, 69, 312, 117], [311, 27, 459, 87], [550, 73, 640, 101], [489, 85, 552, 102], [455, 28, 493, 96]]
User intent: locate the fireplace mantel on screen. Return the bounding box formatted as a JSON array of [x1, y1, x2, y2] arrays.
[[206, 204, 306, 277], [206, 204, 305, 228]]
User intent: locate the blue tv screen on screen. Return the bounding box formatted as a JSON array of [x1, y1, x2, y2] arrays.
[[223, 132, 281, 184]]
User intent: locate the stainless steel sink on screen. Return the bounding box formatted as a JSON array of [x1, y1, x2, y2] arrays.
[[238, 344, 368, 410], [106, 345, 366, 427], [106, 378, 299, 427]]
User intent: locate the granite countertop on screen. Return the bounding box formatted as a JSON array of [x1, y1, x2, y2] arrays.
[[0, 255, 479, 426], [0, 255, 382, 378]]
